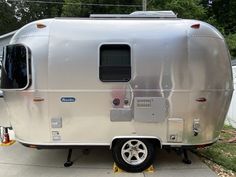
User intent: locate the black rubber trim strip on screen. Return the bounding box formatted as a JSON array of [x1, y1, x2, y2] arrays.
[[20, 141, 216, 150], [19, 142, 109, 149]]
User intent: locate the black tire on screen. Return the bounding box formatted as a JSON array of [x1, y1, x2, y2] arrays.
[[112, 139, 155, 172]]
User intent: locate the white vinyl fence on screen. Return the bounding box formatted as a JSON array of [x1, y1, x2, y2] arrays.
[[226, 64, 236, 128]]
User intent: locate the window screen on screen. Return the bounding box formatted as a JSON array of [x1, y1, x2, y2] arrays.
[[99, 44, 131, 82]]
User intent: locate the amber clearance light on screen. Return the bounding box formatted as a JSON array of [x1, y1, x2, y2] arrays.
[[33, 97, 45, 102], [36, 23, 47, 29]]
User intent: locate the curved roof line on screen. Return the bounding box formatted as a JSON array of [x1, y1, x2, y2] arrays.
[[0, 30, 18, 40]]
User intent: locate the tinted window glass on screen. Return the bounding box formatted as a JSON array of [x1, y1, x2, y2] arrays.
[[100, 45, 131, 82], [0, 45, 28, 89]]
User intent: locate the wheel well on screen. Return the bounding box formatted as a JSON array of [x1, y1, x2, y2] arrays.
[[111, 137, 161, 149]]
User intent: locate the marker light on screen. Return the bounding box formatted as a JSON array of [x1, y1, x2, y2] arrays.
[[196, 97, 207, 102], [36, 23, 47, 29], [33, 98, 45, 102], [191, 24, 200, 29]]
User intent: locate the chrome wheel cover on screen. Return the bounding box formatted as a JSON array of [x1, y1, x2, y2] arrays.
[[121, 139, 148, 165]]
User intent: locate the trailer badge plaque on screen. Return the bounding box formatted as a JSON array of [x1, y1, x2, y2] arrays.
[[61, 97, 76, 103]]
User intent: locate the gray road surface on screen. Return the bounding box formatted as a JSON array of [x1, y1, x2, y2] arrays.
[[0, 142, 218, 177]]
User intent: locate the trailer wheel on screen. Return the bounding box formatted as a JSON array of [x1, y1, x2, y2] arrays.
[[112, 139, 155, 172]]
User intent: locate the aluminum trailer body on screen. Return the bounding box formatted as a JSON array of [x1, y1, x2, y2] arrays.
[[0, 12, 233, 172]]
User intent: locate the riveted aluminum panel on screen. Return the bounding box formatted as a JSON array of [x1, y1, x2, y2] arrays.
[[134, 97, 167, 122]]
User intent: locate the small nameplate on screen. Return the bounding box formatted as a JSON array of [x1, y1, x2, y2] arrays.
[[61, 97, 76, 102]]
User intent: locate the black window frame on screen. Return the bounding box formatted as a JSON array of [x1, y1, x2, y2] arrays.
[[0, 44, 31, 90], [99, 44, 131, 82]]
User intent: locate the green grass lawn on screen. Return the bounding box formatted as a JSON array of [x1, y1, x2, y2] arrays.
[[196, 125, 236, 172]]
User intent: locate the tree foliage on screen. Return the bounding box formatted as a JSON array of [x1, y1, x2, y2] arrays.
[[62, 0, 140, 17], [17, 0, 63, 26], [0, 0, 19, 34], [149, 0, 206, 19], [0, 0, 63, 35], [210, 0, 236, 35], [226, 34, 236, 58]]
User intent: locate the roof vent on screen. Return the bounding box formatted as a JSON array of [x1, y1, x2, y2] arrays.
[[130, 11, 177, 18], [90, 11, 177, 18]]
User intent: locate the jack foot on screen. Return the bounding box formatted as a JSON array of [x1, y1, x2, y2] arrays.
[[64, 161, 73, 167]]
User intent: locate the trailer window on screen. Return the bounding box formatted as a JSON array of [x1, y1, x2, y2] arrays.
[[0, 44, 29, 89], [99, 44, 131, 82]]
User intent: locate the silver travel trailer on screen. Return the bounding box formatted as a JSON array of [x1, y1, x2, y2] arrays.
[[0, 11, 234, 172]]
